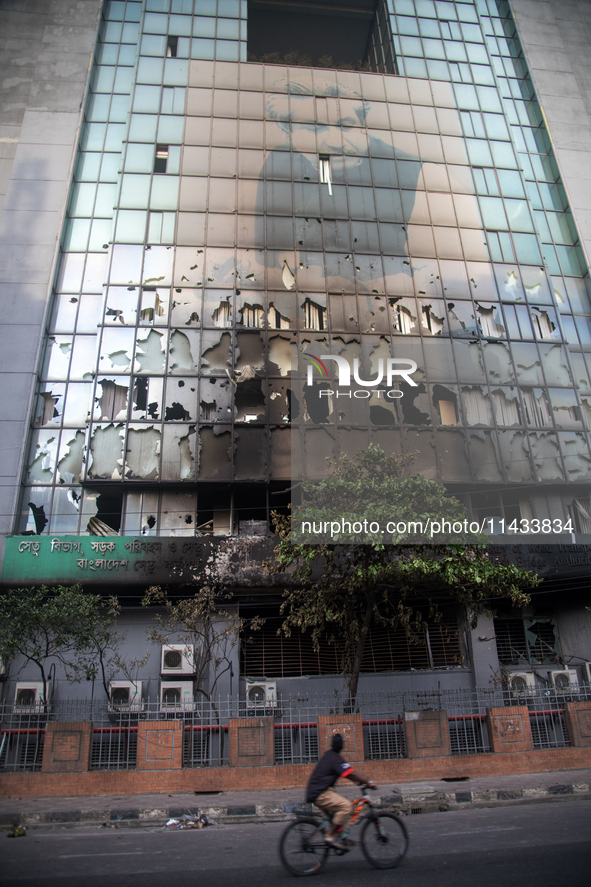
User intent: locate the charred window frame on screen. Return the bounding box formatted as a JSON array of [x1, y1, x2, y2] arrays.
[[494, 616, 560, 666]]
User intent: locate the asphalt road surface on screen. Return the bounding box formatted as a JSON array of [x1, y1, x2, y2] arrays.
[[3, 800, 590, 887]]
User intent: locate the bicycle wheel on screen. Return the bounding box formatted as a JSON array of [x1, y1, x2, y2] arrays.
[[360, 812, 409, 869], [279, 817, 329, 877]]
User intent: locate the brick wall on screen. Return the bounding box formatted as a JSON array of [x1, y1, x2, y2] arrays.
[[486, 706, 534, 753], [228, 717, 274, 767], [404, 710, 451, 759], [2, 745, 590, 799], [564, 701, 591, 747], [136, 721, 183, 771], [41, 722, 92, 774]]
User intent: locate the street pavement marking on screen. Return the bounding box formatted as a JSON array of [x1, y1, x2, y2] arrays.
[[59, 851, 164, 858]]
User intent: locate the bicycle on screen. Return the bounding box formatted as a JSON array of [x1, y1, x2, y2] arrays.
[[279, 785, 409, 876]]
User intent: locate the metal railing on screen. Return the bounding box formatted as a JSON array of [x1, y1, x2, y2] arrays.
[[1, 685, 588, 771]]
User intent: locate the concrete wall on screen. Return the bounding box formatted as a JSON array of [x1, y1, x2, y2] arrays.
[[0, 0, 101, 567], [510, 0, 591, 269]]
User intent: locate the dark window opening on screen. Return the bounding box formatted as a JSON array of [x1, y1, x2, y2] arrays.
[[196, 485, 232, 536], [167, 36, 178, 58], [87, 491, 123, 535], [247, 0, 395, 73], [154, 145, 169, 174], [235, 484, 268, 535]]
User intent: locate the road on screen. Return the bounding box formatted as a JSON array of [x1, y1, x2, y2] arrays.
[[2, 800, 590, 887]]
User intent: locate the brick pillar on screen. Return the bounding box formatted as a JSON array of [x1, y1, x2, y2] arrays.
[[563, 701, 591, 746], [486, 705, 533, 753], [135, 719, 183, 770], [229, 717, 274, 767], [404, 710, 451, 759], [41, 721, 92, 773], [317, 714, 364, 761]]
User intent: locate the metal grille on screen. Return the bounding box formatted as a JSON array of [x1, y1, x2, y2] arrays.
[[91, 729, 137, 770], [1, 686, 584, 771], [241, 617, 462, 678], [274, 728, 293, 764], [364, 722, 405, 760], [449, 716, 490, 755], [183, 728, 211, 766]]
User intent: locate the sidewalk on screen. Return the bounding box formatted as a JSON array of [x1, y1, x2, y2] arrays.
[[1, 767, 590, 830]]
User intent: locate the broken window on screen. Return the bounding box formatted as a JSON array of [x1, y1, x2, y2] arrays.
[[462, 387, 492, 426], [170, 289, 201, 327], [319, 155, 332, 195], [161, 425, 196, 481], [135, 328, 166, 374], [86, 491, 123, 536], [301, 297, 327, 331], [390, 299, 417, 335], [477, 303, 505, 338], [35, 384, 65, 427], [235, 377, 266, 423], [131, 376, 163, 421], [95, 379, 129, 422], [421, 303, 445, 336], [492, 388, 521, 426], [154, 145, 169, 174], [268, 297, 294, 330], [494, 617, 559, 666], [198, 427, 232, 480], [125, 426, 161, 480], [239, 300, 265, 328], [548, 389, 582, 429], [531, 306, 558, 341], [87, 424, 125, 479], [432, 385, 459, 426], [164, 377, 197, 422], [196, 486, 232, 536], [522, 389, 552, 428], [139, 288, 168, 324]]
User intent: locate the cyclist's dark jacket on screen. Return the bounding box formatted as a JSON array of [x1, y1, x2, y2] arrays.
[[306, 750, 354, 802]]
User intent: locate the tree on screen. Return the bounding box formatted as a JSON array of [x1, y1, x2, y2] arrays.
[[269, 445, 541, 707], [142, 585, 263, 754], [0, 585, 111, 709]]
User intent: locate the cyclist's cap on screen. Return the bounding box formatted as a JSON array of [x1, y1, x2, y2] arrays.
[[331, 733, 343, 753]]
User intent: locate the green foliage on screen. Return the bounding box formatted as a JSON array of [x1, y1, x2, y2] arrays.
[[269, 445, 540, 702], [0, 585, 115, 704]]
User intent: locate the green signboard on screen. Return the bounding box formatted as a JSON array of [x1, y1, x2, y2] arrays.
[[1, 536, 164, 584]]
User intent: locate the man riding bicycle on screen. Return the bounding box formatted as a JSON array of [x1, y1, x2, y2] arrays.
[[305, 733, 377, 850]]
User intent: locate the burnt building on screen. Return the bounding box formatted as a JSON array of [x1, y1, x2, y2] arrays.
[[1, 0, 591, 705]]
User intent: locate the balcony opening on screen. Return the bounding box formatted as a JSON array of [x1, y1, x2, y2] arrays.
[[247, 0, 396, 73]]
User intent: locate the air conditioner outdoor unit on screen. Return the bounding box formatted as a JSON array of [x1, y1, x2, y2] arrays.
[[549, 669, 578, 690], [583, 662, 591, 684], [246, 681, 277, 707], [160, 680, 195, 712], [160, 644, 195, 676], [509, 672, 536, 694], [14, 682, 50, 713], [108, 680, 144, 712]]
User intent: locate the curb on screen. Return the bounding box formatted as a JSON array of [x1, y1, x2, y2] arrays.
[[1, 782, 590, 830]]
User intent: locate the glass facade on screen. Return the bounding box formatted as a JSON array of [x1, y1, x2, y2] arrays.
[[19, 0, 591, 539]]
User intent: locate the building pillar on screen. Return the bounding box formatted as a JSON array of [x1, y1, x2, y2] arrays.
[[229, 717, 274, 767], [404, 710, 451, 758], [317, 714, 364, 761], [563, 701, 591, 747], [135, 720, 184, 770], [486, 706, 533, 753], [41, 721, 92, 773]]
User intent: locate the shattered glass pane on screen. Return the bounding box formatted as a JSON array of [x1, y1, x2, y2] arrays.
[[87, 424, 125, 479], [125, 425, 161, 479], [161, 425, 196, 480]]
